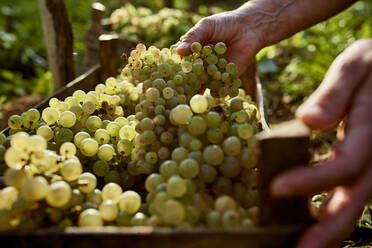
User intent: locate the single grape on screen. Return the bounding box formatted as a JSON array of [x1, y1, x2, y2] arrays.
[[99, 200, 119, 222], [59, 111, 76, 128], [60, 142, 77, 158], [179, 158, 199, 179], [78, 209, 103, 227], [46, 181, 72, 208], [79, 138, 99, 157], [118, 191, 141, 214], [61, 159, 82, 181], [78, 172, 97, 194], [166, 175, 187, 198], [20, 176, 48, 202]]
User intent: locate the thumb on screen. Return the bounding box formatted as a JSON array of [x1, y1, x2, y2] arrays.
[[176, 18, 213, 56]]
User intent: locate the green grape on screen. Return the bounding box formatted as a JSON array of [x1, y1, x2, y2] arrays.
[[93, 160, 110, 177], [0, 133, 5, 145], [173, 74, 184, 85], [74, 131, 90, 147], [145, 151, 158, 164], [226, 62, 237, 75], [65, 96, 79, 108], [116, 211, 132, 226], [10, 132, 29, 150], [199, 164, 217, 183], [140, 118, 154, 131], [56, 102, 69, 112], [213, 176, 233, 195], [220, 156, 241, 178], [222, 210, 240, 227], [82, 101, 96, 115], [214, 42, 227, 55], [102, 120, 110, 129], [160, 131, 173, 145], [158, 147, 170, 160], [55, 128, 74, 144], [36, 125, 53, 141], [86, 189, 102, 205], [206, 210, 221, 227], [99, 200, 118, 222], [79, 138, 99, 157], [191, 42, 202, 53], [206, 111, 221, 128], [206, 54, 218, 65], [166, 175, 187, 198], [240, 168, 259, 188], [207, 64, 218, 75], [240, 147, 258, 169], [160, 199, 185, 225], [78, 172, 97, 194], [131, 212, 148, 226], [201, 45, 212, 56], [102, 182, 122, 203], [117, 139, 133, 156], [237, 124, 253, 140], [61, 159, 82, 181], [118, 191, 141, 214], [20, 176, 48, 202], [26, 108, 40, 122], [159, 160, 178, 180], [153, 115, 166, 126], [192, 62, 204, 75], [46, 181, 72, 208], [222, 136, 241, 156], [119, 125, 136, 141], [203, 145, 224, 166], [78, 209, 103, 227], [207, 128, 223, 144], [94, 129, 110, 145], [162, 87, 174, 99], [86, 116, 102, 132], [41, 107, 59, 125], [145, 173, 164, 193], [139, 130, 156, 146], [171, 147, 188, 162], [145, 87, 160, 102], [27, 135, 47, 153], [104, 170, 121, 185], [60, 142, 77, 158], [179, 158, 199, 179], [106, 122, 120, 137], [230, 97, 243, 112], [97, 144, 114, 162], [181, 60, 192, 73], [215, 195, 237, 213]]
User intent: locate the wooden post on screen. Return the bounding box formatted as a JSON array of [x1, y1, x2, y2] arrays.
[[38, 0, 75, 89], [81, 3, 106, 73], [258, 120, 313, 226], [99, 34, 120, 82]]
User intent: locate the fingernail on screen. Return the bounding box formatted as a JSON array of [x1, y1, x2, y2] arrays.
[[177, 42, 189, 50], [271, 179, 293, 197], [297, 105, 322, 118]]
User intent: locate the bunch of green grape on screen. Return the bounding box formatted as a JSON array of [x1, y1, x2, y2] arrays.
[[110, 4, 202, 48], [0, 41, 261, 231]]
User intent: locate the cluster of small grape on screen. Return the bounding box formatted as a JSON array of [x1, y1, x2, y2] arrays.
[[0, 41, 261, 230], [110, 3, 202, 48]]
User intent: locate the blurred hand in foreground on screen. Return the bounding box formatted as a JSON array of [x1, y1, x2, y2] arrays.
[[271, 38, 372, 248]]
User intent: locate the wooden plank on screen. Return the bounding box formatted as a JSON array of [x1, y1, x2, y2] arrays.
[[38, 0, 75, 89], [0, 226, 303, 248]]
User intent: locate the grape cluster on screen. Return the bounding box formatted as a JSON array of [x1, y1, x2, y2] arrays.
[[0, 42, 261, 231], [110, 4, 202, 48]]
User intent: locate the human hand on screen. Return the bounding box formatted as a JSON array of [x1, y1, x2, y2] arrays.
[[271, 39, 372, 248], [176, 10, 263, 74]]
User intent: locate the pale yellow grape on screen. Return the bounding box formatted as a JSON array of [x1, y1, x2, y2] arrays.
[[170, 104, 193, 125], [190, 95, 208, 113], [102, 183, 122, 203], [4, 168, 28, 188], [79, 138, 99, 157], [64, 96, 79, 108], [60, 142, 77, 158], [86, 116, 102, 132], [160, 199, 185, 225], [117, 139, 133, 156], [0, 187, 18, 210], [4, 147, 28, 169], [20, 176, 48, 202], [118, 191, 141, 214], [237, 124, 253, 140], [78, 209, 103, 227], [115, 117, 129, 126], [10, 132, 29, 151], [36, 125, 53, 141], [42, 107, 59, 125], [59, 111, 76, 128], [8, 115, 22, 129], [78, 172, 97, 194], [97, 144, 115, 162], [119, 125, 136, 141], [82, 101, 96, 115], [26, 108, 40, 122], [214, 195, 237, 213], [74, 131, 90, 147], [27, 135, 47, 153], [99, 200, 118, 222], [106, 122, 120, 137], [61, 159, 83, 181], [166, 176, 187, 198], [222, 136, 241, 156], [72, 90, 86, 102], [46, 181, 72, 208], [203, 145, 224, 166], [49, 97, 59, 108]]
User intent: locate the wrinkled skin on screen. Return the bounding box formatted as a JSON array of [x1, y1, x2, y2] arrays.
[[177, 7, 372, 248]]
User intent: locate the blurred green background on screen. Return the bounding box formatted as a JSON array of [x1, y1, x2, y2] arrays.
[[0, 0, 371, 246]]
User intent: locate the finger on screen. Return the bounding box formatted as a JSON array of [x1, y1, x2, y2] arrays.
[[176, 18, 214, 56], [296, 161, 372, 248], [296, 39, 372, 130], [271, 75, 372, 197]]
